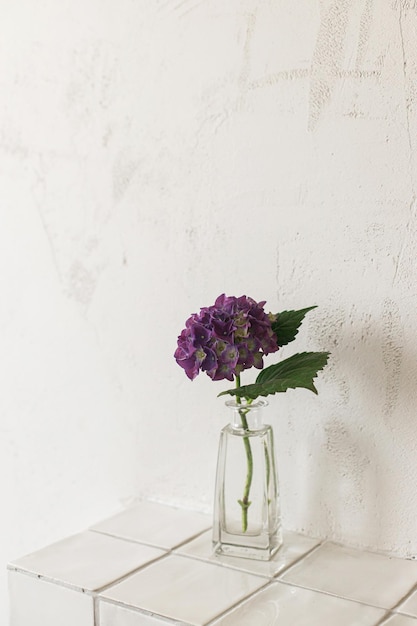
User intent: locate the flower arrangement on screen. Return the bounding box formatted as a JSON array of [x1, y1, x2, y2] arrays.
[[174, 293, 329, 399], [174, 294, 329, 533]]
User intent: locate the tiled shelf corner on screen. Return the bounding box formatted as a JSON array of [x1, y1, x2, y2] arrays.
[[8, 527, 166, 626], [8, 501, 417, 626], [9, 530, 165, 591]]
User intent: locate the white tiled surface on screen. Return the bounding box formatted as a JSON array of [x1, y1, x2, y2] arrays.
[[174, 528, 319, 578], [91, 500, 211, 549], [211, 581, 387, 626], [101, 554, 267, 625], [8, 501, 417, 626], [9, 529, 164, 591], [281, 541, 417, 609]]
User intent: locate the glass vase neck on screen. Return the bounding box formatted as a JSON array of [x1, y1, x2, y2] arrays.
[[225, 398, 268, 431]]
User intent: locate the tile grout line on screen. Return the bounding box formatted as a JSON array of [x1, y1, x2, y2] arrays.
[[98, 597, 194, 626], [9, 536, 289, 621], [170, 551, 278, 581], [9, 551, 174, 600], [89, 526, 211, 552], [96, 547, 276, 625], [205, 579, 409, 626], [171, 527, 214, 550], [172, 540, 325, 581], [204, 580, 275, 625], [390, 579, 417, 614], [96, 549, 273, 600], [7, 566, 95, 596], [273, 539, 417, 614], [273, 539, 325, 578], [94, 595, 100, 626], [169, 550, 271, 580], [89, 528, 171, 551], [274, 577, 395, 612], [373, 612, 398, 626], [96, 551, 173, 595]]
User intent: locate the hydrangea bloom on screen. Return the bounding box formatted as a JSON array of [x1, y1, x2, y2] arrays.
[[174, 294, 279, 381]]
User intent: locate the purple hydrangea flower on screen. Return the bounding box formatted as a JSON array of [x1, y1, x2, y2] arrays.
[[174, 294, 279, 382]]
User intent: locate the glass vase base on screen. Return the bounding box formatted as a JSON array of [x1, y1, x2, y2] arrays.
[[213, 529, 282, 561]]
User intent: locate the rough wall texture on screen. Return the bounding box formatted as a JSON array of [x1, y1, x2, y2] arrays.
[[2, 0, 417, 616]]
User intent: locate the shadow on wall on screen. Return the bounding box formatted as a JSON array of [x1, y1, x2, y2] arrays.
[[303, 300, 417, 556]]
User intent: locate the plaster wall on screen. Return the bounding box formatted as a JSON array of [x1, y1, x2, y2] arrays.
[[2, 0, 417, 619]]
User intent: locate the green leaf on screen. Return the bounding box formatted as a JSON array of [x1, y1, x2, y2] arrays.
[[271, 306, 317, 347], [218, 351, 330, 400]]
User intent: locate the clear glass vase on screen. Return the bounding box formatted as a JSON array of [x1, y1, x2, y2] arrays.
[[213, 399, 282, 560]]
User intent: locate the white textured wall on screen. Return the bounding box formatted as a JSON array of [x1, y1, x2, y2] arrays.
[[2, 0, 417, 618]]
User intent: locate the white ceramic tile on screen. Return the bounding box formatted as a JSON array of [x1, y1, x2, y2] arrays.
[[100, 554, 267, 625], [100, 601, 183, 625], [91, 501, 211, 549], [282, 542, 417, 609], [211, 581, 387, 626], [398, 588, 417, 617], [10, 530, 164, 591], [381, 616, 417, 626], [175, 529, 320, 578], [9, 570, 93, 626]]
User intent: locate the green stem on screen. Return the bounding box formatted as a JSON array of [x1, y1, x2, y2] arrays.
[[264, 440, 271, 503], [236, 375, 253, 532]]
